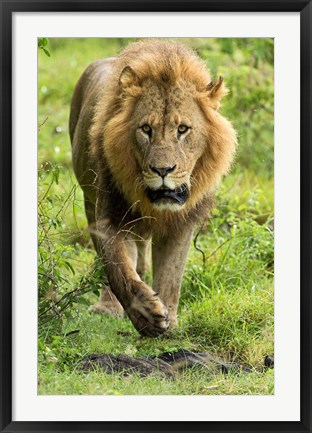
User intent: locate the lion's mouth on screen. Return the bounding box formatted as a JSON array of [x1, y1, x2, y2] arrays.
[[145, 184, 189, 206]]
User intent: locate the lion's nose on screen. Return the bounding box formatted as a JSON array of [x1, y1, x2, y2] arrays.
[[149, 165, 176, 178]]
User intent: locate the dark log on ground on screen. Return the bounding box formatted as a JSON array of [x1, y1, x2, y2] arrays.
[[78, 349, 274, 378]]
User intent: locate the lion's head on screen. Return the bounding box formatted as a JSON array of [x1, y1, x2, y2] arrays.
[[91, 40, 237, 218]]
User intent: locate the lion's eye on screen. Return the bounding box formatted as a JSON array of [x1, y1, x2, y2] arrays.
[[178, 125, 189, 134], [141, 124, 152, 136]]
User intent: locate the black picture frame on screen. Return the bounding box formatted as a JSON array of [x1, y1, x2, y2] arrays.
[[1, 1, 311, 432]]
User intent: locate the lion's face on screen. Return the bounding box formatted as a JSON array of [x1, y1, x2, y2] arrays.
[[95, 47, 237, 219], [132, 82, 208, 211]]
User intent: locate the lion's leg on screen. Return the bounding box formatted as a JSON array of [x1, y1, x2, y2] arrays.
[[84, 196, 99, 251], [136, 239, 151, 279], [152, 226, 194, 327], [84, 196, 124, 317], [90, 286, 124, 317], [95, 216, 168, 337]]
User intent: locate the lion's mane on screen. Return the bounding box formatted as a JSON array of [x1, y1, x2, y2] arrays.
[[90, 40, 237, 233]]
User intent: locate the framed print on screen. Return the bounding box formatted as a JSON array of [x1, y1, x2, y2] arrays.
[[1, 1, 311, 432]]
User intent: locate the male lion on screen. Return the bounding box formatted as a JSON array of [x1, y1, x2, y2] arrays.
[[69, 40, 237, 337]]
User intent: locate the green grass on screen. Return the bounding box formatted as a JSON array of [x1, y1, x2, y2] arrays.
[[38, 37, 274, 395]]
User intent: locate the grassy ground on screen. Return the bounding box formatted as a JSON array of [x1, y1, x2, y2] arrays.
[[38, 38, 274, 395]]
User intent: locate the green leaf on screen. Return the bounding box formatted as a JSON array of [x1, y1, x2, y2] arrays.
[[38, 38, 49, 48], [63, 260, 75, 275], [43, 48, 51, 57], [78, 297, 89, 306], [92, 288, 100, 297], [52, 167, 59, 184]]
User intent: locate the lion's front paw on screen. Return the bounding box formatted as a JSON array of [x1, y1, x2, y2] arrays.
[[125, 281, 169, 337]]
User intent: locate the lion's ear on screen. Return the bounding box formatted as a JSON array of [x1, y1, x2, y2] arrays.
[[206, 76, 228, 110], [119, 66, 140, 90]]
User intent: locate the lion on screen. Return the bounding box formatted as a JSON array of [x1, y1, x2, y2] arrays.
[[69, 40, 237, 337]]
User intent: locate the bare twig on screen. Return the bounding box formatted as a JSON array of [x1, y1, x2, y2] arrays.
[[193, 229, 206, 267], [38, 116, 48, 131]]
